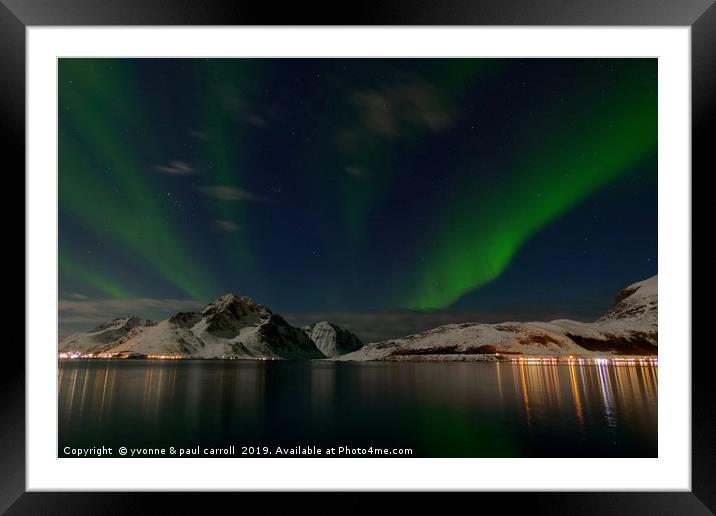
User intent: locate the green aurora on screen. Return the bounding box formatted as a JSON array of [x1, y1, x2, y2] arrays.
[[399, 65, 657, 309]]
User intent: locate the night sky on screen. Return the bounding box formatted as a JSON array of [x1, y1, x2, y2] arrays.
[[58, 58, 657, 340]]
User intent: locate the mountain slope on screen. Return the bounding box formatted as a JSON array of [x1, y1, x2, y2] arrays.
[[59, 294, 344, 359], [59, 316, 157, 354], [338, 275, 658, 361], [59, 276, 656, 360]]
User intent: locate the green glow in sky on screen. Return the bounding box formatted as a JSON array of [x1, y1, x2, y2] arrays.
[[400, 69, 657, 309], [59, 60, 218, 301]]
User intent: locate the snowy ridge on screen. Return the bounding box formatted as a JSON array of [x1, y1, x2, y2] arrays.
[[59, 276, 656, 360], [338, 275, 658, 361], [59, 316, 156, 353], [598, 275, 657, 326], [59, 294, 361, 359]]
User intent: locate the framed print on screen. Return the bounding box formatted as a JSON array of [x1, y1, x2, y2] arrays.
[[3, 0, 712, 512]]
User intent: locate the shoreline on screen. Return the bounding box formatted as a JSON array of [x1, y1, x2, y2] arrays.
[[58, 354, 658, 364]]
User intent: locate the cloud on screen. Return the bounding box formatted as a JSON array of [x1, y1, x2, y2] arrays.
[[349, 77, 454, 140], [216, 84, 270, 128], [58, 297, 204, 340], [352, 90, 397, 137], [344, 166, 368, 178], [187, 129, 208, 141], [155, 160, 196, 175], [244, 113, 269, 128], [213, 220, 241, 233], [335, 76, 456, 161], [198, 185, 267, 202]]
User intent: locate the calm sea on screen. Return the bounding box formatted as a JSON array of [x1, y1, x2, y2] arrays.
[[58, 359, 657, 458]]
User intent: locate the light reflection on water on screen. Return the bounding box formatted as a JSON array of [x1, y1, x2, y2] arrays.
[[58, 360, 657, 457]]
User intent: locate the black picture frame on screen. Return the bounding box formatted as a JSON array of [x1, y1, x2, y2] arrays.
[[3, 0, 710, 512]]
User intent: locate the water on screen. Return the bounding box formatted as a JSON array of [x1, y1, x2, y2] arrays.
[[58, 360, 657, 457]]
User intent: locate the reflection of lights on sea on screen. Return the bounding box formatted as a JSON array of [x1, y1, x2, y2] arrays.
[[509, 356, 657, 366], [57, 350, 658, 457], [58, 352, 280, 360], [57, 351, 656, 366], [505, 354, 656, 438], [568, 360, 585, 431], [596, 358, 616, 429]]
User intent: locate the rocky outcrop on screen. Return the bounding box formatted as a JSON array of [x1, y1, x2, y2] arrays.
[[257, 313, 323, 358], [302, 321, 363, 357], [168, 312, 202, 329], [201, 294, 269, 337]]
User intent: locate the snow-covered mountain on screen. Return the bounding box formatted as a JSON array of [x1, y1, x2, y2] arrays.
[[303, 321, 363, 357], [338, 275, 658, 361], [59, 294, 361, 359], [59, 316, 157, 354], [60, 276, 657, 360]]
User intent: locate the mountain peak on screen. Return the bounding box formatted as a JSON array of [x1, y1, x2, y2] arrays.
[[215, 293, 247, 303], [199, 293, 272, 338], [203, 293, 270, 316]]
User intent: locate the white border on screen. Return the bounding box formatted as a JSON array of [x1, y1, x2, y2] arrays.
[[27, 27, 691, 491]]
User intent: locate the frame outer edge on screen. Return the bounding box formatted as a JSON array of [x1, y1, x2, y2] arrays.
[[0, 0, 714, 26], [0, 0, 27, 514], [2, 0, 711, 511], [691, 1, 716, 514]]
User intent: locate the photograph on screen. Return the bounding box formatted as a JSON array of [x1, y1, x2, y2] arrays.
[[4, 0, 708, 506], [57, 57, 658, 459]]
